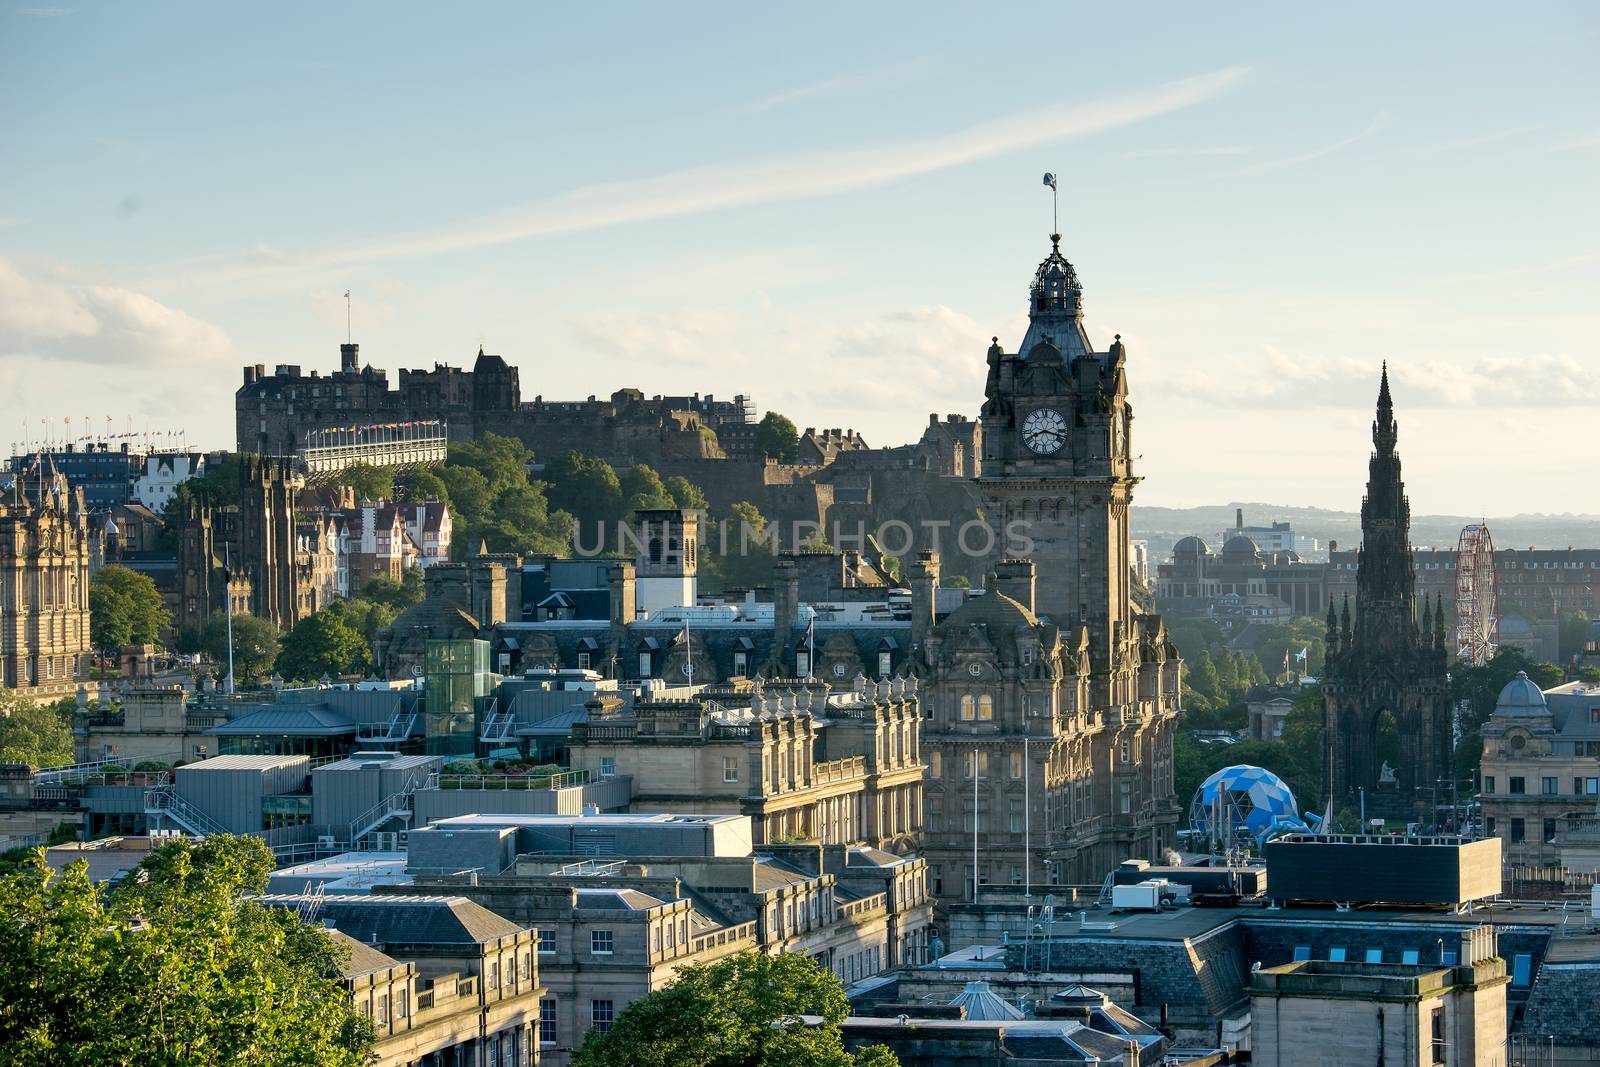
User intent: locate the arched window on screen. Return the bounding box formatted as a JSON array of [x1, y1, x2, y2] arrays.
[[959, 695, 976, 721], [978, 695, 995, 721]]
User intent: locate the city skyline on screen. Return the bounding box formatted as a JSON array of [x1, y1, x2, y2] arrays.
[[2, 3, 1596, 515]]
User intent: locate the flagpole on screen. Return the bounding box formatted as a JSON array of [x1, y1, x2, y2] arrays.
[[1024, 734, 1031, 898], [972, 745, 980, 903], [686, 620, 693, 684]]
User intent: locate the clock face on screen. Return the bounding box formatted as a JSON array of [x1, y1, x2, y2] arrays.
[[1022, 408, 1067, 454]]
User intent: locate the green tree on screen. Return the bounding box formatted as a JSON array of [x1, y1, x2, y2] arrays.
[[364, 569, 425, 612], [1559, 611, 1592, 662], [0, 834, 372, 1066], [336, 462, 394, 502], [702, 501, 776, 592], [573, 950, 895, 1067], [620, 464, 676, 516], [89, 565, 172, 653], [436, 464, 492, 522], [665, 475, 709, 512], [755, 411, 800, 464], [203, 613, 280, 685], [398, 469, 449, 503], [0, 690, 74, 769], [1452, 647, 1565, 783], [545, 451, 623, 529], [275, 607, 371, 681]]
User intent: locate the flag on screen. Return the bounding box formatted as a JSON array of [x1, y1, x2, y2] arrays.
[[1282, 650, 1291, 675], [1295, 647, 1309, 663], [1042, 173, 1058, 189], [677, 623, 689, 647]]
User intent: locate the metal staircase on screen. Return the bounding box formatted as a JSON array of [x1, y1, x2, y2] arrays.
[[478, 701, 515, 744], [144, 787, 231, 838], [356, 712, 417, 746], [347, 778, 422, 849]]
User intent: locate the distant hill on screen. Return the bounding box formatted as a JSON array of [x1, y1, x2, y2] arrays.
[[1132, 502, 1600, 561]]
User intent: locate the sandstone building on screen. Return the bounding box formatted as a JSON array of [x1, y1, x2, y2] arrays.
[[0, 463, 95, 699], [919, 232, 1181, 893]]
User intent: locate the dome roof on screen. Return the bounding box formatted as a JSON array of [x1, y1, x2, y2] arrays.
[[1221, 535, 1261, 561], [1173, 535, 1211, 558], [935, 588, 1040, 635], [1494, 671, 1548, 715]]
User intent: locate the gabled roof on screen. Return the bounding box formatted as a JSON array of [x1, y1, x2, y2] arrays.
[[262, 893, 523, 948]]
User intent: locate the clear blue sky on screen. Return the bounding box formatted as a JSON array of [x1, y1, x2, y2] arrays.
[[2, 2, 1596, 514]]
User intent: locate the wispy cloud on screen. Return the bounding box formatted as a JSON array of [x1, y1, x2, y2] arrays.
[[1538, 131, 1600, 154], [163, 66, 1249, 287], [16, 6, 70, 15], [1119, 145, 1250, 160], [735, 57, 932, 116], [1416, 121, 1549, 157], [1232, 109, 1394, 174]]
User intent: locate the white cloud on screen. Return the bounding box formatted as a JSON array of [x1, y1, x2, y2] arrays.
[[1119, 145, 1251, 159], [734, 57, 932, 116], [164, 66, 1250, 286], [16, 6, 70, 15], [0, 256, 231, 367], [1146, 343, 1594, 409], [1232, 109, 1394, 174]]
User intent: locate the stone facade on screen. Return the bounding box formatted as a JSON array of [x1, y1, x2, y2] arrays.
[[919, 233, 1181, 894], [567, 676, 924, 852], [1322, 367, 1453, 811], [0, 465, 95, 699], [1480, 673, 1600, 868], [1249, 928, 1508, 1067]]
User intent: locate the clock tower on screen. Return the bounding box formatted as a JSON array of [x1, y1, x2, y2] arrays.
[[977, 232, 1135, 667]]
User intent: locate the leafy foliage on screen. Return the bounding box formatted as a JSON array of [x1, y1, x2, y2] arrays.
[[544, 450, 623, 529], [336, 462, 394, 502], [573, 950, 895, 1067], [1175, 684, 1326, 816], [363, 569, 425, 613], [0, 835, 372, 1066], [89, 565, 173, 653], [203, 612, 280, 685], [620, 464, 676, 516], [275, 602, 376, 681], [700, 501, 776, 592], [755, 411, 800, 464], [431, 434, 574, 558], [0, 690, 74, 769]]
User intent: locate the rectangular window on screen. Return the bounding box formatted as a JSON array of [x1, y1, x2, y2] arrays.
[[1512, 953, 1532, 987], [723, 756, 739, 783], [1588, 777, 1599, 795], [1543, 776, 1558, 796], [1432, 1008, 1446, 1064], [1510, 818, 1526, 844], [1119, 781, 1132, 815], [928, 750, 941, 778], [1364, 948, 1383, 964], [1403, 949, 1420, 965], [795, 651, 810, 677], [1009, 799, 1023, 834], [1486, 816, 1496, 836], [928, 798, 943, 832], [638, 651, 652, 677], [600, 757, 616, 778], [1292, 946, 1311, 961], [1484, 775, 1496, 794], [539, 999, 557, 1045], [578, 651, 592, 670], [376, 992, 389, 1025], [397, 987, 409, 1018], [591, 999, 615, 1034], [591, 930, 614, 955], [520, 952, 530, 982], [1544, 818, 1557, 843], [1010, 864, 1022, 885], [1009, 752, 1023, 779], [538, 928, 555, 954], [1510, 776, 1525, 795], [1329, 946, 1347, 962], [878, 651, 892, 677], [734, 650, 748, 676], [1578, 778, 1587, 796], [1441, 949, 1458, 965]]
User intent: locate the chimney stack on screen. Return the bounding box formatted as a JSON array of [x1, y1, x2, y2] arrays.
[[992, 558, 1036, 613]]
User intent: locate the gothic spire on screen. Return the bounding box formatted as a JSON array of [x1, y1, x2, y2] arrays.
[[1373, 361, 1397, 455]]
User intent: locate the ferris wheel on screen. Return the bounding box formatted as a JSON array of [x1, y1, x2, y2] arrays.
[[1453, 523, 1499, 666]]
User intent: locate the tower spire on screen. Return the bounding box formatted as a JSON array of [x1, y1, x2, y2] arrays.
[[1373, 361, 1397, 454]]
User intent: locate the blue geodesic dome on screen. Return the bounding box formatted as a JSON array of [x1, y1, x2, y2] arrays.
[[1188, 764, 1301, 842]]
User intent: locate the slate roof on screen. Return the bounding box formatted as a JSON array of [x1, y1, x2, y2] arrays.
[[206, 704, 357, 737], [575, 888, 664, 911], [328, 929, 404, 978], [260, 893, 524, 947]]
